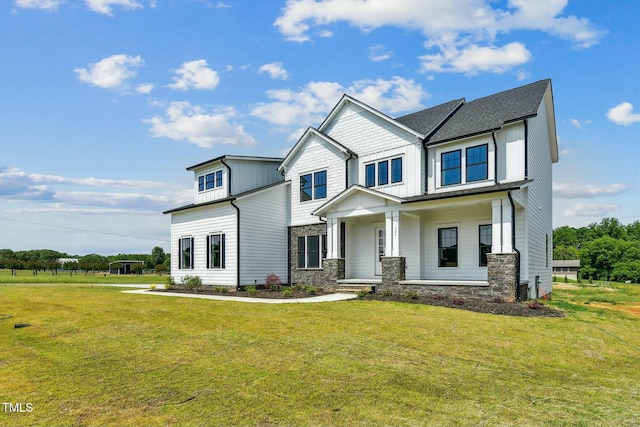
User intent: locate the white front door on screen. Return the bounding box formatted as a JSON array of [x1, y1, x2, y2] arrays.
[[375, 227, 386, 276]]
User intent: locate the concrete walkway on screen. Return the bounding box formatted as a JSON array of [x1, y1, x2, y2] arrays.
[[121, 288, 358, 304]]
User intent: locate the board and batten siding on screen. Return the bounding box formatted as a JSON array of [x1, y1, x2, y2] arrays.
[[170, 203, 237, 286], [285, 134, 347, 227], [524, 92, 554, 298], [237, 183, 290, 285], [324, 102, 425, 197], [193, 165, 228, 204], [227, 159, 283, 196]]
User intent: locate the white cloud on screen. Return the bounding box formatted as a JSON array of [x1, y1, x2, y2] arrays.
[[369, 44, 392, 62], [144, 102, 256, 148], [168, 59, 220, 91], [564, 202, 619, 217], [607, 102, 640, 126], [553, 183, 628, 199], [14, 0, 65, 10], [251, 76, 427, 127], [275, 0, 603, 75], [84, 0, 142, 15], [74, 54, 143, 89], [258, 62, 289, 80], [135, 83, 154, 94]]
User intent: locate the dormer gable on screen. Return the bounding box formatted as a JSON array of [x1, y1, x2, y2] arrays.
[[278, 127, 356, 174]]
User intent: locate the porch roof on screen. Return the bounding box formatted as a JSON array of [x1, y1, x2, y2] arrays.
[[403, 180, 532, 204], [312, 185, 404, 217]]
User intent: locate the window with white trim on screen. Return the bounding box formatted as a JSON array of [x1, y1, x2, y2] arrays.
[[297, 234, 327, 269], [207, 233, 225, 269], [365, 157, 403, 188], [178, 237, 194, 269], [479, 224, 492, 267]]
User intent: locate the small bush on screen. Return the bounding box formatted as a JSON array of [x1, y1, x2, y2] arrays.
[[165, 276, 176, 290], [304, 285, 318, 295], [292, 284, 305, 291], [265, 273, 282, 291], [357, 289, 370, 298], [405, 291, 418, 300], [528, 300, 544, 310], [182, 275, 202, 291], [214, 286, 228, 293], [246, 285, 258, 295], [380, 289, 393, 297], [452, 298, 465, 305], [281, 288, 293, 297]]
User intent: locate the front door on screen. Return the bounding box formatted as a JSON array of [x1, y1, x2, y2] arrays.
[[375, 227, 385, 275]]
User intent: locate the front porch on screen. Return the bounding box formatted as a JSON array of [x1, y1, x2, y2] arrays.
[[315, 186, 528, 300]]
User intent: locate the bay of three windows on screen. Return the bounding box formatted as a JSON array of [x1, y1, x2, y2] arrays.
[[365, 157, 402, 188], [441, 144, 488, 186], [198, 170, 223, 192]]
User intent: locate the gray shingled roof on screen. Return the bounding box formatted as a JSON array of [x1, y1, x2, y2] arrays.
[[424, 79, 550, 144], [395, 98, 464, 136]]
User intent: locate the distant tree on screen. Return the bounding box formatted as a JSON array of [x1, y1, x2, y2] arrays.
[[611, 261, 640, 284], [63, 261, 79, 276], [626, 221, 640, 242], [130, 263, 144, 275], [26, 260, 43, 276], [553, 245, 579, 260], [45, 260, 59, 275], [155, 264, 168, 275], [79, 254, 108, 274], [553, 226, 578, 248], [8, 259, 24, 275], [149, 246, 166, 269]]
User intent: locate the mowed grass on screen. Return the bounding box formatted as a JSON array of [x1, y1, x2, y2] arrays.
[[0, 284, 639, 426], [0, 269, 159, 285]]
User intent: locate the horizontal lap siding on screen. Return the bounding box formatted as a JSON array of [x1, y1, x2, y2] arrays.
[[170, 204, 237, 286], [237, 184, 290, 285], [526, 95, 554, 297]]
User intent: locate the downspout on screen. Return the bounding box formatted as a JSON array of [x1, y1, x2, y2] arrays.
[[422, 140, 429, 194], [345, 152, 354, 189], [507, 190, 522, 300], [524, 119, 529, 179], [230, 199, 240, 290], [491, 130, 499, 185]]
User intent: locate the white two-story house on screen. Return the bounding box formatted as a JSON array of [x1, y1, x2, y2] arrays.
[[165, 79, 558, 300]]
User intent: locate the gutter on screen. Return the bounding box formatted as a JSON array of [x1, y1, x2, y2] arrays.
[[507, 190, 522, 300], [220, 157, 232, 196], [230, 199, 241, 290], [491, 131, 499, 185], [345, 151, 354, 189]]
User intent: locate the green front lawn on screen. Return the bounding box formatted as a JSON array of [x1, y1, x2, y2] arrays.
[[0, 269, 159, 284], [0, 283, 638, 426]]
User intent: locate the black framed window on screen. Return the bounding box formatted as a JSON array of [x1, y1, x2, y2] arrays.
[[466, 144, 488, 182], [205, 173, 215, 190], [365, 164, 375, 187], [314, 171, 327, 199], [207, 233, 225, 269], [391, 157, 402, 183], [300, 174, 312, 201], [378, 160, 389, 186], [438, 227, 458, 267], [297, 235, 326, 269], [178, 237, 194, 269], [198, 176, 205, 192], [216, 170, 223, 188], [479, 225, 492, 267], [442, 150, 461, 186]]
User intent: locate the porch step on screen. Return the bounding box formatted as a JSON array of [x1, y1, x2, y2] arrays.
[[335, 279, 381, 294], [334, 284, 375, 294]]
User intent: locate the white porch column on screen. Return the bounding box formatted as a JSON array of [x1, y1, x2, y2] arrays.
[[385, 211, 401, 257], [491, 198, 513, 253], [326, 217, 341, 259]]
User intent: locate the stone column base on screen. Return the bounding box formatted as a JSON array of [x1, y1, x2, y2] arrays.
[[323, 258, 345, 287], [381, 257, 406, 289], [487, 253, 518, 301]]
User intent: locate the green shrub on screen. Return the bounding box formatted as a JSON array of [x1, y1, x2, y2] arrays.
[[182, 275, 202, 291], [281, 288, 293, 297], [304, 285, 318, 295], [246, 285, 258, 295], [165, 276, 176, 290], [380, 289, 393, 297], [357, 289, 369, 298], [405, 291, 418, 300], [214, 286, 228, 293]]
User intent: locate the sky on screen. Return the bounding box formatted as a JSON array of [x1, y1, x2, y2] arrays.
[[0, 0, 638, 256]]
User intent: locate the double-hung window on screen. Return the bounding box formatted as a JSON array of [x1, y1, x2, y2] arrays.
[[207, 233, 225, 269], [441, 150, 461, 186], [365, 157, 403, 187], [479, 225, 492, 267], [300, 170, 327, 202], [297, 235, 327, 269], [466, 144, 488, 182], [178, 237, 194, 269], [438, 227, 458, 267]]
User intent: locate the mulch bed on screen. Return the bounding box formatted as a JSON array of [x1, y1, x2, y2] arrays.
[[156, 287, 565, 317]]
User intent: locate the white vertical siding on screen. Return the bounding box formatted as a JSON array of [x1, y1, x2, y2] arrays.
[[284, 134, 347, 226], [170, 203, 237, 286], [237, 183, 290, 285], [525, 90, 554, 298], [496, 123, 526, 183], [193, 165, 228, 204], [228, 159, 283, 195]]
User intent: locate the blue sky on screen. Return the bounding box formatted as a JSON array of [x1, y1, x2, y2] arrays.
[[0, 0, 638, 256]]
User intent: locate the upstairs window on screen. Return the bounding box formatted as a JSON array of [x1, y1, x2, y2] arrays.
[[365, 157, 403, 188], [300, 170, 327, 202], [466, 144, 488, 182], [441, 150, 461, 186], [198, 170, 223, 192]]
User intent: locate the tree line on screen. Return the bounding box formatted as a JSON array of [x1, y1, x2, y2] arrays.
[[554, 218, 640, 283], [0, 246, 170, 275]]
